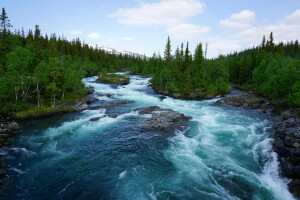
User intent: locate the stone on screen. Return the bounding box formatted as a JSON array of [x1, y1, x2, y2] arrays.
[[119, 77, 130, 85], [293, 143, 300, 149], [288, 179, 300, 199], [134, 106, 163, 115], [90, 115, 106, 121], [137, 106, 192, 134]]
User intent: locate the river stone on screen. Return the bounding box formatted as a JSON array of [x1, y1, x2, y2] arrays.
[[134, 106, 164, 114], [90, 115, 106, 122], [136, 106, 192, 134], [119, 77, 130, 85]]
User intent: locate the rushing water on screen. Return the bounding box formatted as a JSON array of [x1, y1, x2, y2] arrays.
[[2, 74, 294, 200]]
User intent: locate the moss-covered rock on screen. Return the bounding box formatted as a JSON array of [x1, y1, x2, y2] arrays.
[[97, 74, 130, 85]]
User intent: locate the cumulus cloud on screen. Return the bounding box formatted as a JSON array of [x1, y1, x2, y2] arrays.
[[88, 32, 101, 39], [220, 10, 255, 29], [165, 23, 211, 40], [235, 9, 300, 45], [108, 0, 205, 27], [109, 0, 208, 40]]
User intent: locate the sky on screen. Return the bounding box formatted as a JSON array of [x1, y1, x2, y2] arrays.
[[1, 0, 300, 58]]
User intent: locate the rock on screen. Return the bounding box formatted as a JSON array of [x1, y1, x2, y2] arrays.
[[119, 77, 130, 85], [142, 110, 192, 133], [107, 114, 118, 118], [134, 106, 163, 115], [288, 179, 300, 199], [87, 87, 95, 95], [0, 119, 19, 134], [294, 165, 300, 177], [136, 106, 192, 134], [172, 93, 181, 98], [90, 115, 106, 121], [7, 122, 19, 130], [88, 100, 133, 110], [293, 143, 300, 149], [57, 96, 98, 111], [106, 93, 112, 98], [204, 94, 215, 99], [216, 92, 267, 109]]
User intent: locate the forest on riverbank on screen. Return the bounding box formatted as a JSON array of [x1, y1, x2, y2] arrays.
[[0, 8, 149, 116], [149, 34, 300, 106], [0, 7, 299, 117]]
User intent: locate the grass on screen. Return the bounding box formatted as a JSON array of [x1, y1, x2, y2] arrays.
[[15, 106, 75, 120], [63, 93, 86, 103]]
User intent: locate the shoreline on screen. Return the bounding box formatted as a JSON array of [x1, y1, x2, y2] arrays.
[[215, 92, 300, 198]]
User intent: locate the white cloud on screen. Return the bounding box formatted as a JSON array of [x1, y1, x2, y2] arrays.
[[165, 23, 210, 40], [206, 37, 241, 57], [108, 0, 205, 27], [70, 30, 82, 35], [109, 0, 208, 40], [284, 9, 300, 24], [88, 32, 101, 39], [220, 10, 255, 29], [235, 9, 300, 45]]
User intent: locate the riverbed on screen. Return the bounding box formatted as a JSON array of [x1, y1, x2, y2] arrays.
[[2, 74, 294, 200]]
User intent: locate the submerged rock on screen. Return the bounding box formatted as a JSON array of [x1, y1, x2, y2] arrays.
[[90, 115, 106, 121], [88, 100, 133, 110], [135, 106, 192, 134]]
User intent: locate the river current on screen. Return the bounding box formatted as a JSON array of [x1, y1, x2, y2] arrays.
[[2, 74, 294, 199]]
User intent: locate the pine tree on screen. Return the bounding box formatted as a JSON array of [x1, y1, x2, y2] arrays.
[[164, 36, 171, 67], [184, 42, 190, 70], [0, 7, 13, 72]]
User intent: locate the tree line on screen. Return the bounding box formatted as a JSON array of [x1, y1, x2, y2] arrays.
[[223, 32, 300, 106], [0, 8, 148, 115], [0, 7, 299, 116]]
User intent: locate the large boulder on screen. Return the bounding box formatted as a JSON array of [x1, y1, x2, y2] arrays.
[[135, 106, 192, 134]]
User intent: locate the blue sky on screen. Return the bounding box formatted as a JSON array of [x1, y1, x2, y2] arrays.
[[2, 0, 300, 57]]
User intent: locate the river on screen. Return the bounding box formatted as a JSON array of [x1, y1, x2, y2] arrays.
[[2, 74, 294, 200]]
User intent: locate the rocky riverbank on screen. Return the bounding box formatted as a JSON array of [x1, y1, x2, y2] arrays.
[[216, 92, 300, 198], [134, 106, 192, 134], [150, 84, 216, 100]]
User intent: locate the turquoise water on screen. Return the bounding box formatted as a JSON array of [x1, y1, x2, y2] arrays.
[[2, 74, 294, 199]]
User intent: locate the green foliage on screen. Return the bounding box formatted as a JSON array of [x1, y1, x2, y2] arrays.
[[223, 34, 300, 107], [0, 8, 150, 115], [97, 73, 129, 85]]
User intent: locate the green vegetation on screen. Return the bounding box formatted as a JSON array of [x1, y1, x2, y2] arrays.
[[0, 7, 299, 119], [15, 106, 74, 120], [97, 71, 130, 85], [0, 8, 147, 116], [150, 37, 229, 97], [222, 32, 300, 106]]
